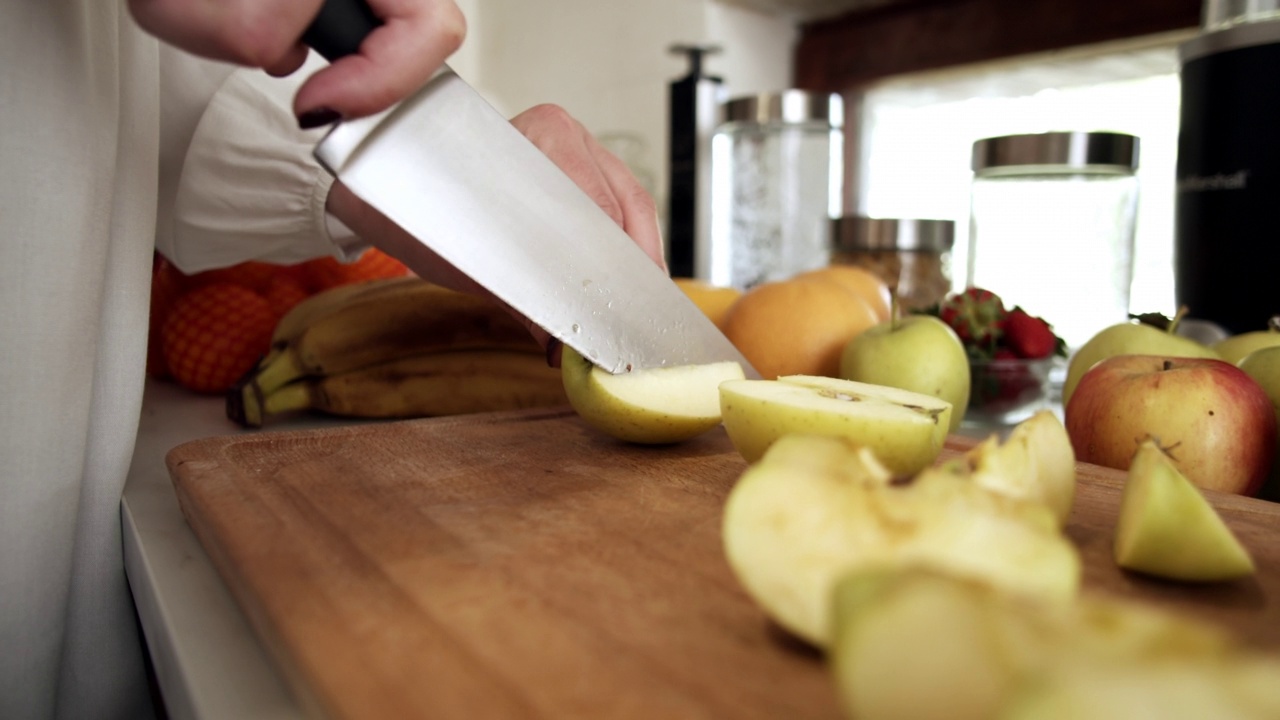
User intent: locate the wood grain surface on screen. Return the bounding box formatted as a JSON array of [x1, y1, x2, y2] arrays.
[[167, 408, 1280, 720]]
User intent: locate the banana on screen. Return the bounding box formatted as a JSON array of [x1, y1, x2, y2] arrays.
[[250, 350, 566, 424], [270, 275, 422, 349], [250, 278, 540, 396]]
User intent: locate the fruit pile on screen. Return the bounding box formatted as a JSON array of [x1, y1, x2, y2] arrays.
[[919, 287, 1067, 415], [149, 249, 412, 395], [228, 276, 565, 428]]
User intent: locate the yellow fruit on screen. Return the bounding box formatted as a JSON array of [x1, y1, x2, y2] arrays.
[[721, 277, 880, 380], [673, 277, 742, 330], [795, 265, 893, 322]]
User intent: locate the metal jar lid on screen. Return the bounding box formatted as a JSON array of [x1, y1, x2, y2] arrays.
[[971, 131, 1139, 176], [831, 216, 955, 253], [719, 90, 843, 129]]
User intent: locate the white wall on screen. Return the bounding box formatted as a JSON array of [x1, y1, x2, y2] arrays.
[[449, 0, 796, 224]]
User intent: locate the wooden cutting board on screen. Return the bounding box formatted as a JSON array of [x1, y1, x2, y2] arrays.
[[167, 407, 1280, 720]]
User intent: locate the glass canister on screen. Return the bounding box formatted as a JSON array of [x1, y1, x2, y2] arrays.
[[829, 216, 955, 312], [967, 131, 1140, 350], [708, 90, 843, 290]]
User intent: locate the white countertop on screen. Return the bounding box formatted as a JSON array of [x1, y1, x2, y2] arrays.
[[122, 379, 366, 720]]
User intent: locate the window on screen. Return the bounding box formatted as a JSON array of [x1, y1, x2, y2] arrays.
[[851, 33, 1192, 319]]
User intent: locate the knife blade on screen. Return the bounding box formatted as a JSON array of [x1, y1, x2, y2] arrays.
[[303, 0, 758, 377]]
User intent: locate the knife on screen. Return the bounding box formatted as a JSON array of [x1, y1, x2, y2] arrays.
[[302, 0, 758, 378]]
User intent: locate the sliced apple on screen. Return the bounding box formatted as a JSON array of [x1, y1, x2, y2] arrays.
[[940, 410, 1078, 527], [561, 346, 744, 444], [1114, 440, 1256, 582], [831, 566, 1280, 720], [718, 375, 952, 476], [721, 434, 1079, 648]]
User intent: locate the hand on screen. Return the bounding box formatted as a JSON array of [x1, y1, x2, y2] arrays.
[[326, 103, 667, 361], [127, 0, 464, 122]]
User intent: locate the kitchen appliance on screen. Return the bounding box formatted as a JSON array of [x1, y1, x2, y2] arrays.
[[1175, 2, 1280, 334], [709, 90, 843, 290], [666, 44, 723, 280], [304, 0, 755, 376], [967, 131, 1140, 350]]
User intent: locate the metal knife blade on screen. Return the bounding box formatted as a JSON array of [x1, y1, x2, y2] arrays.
[[304, 1, 757, 377]]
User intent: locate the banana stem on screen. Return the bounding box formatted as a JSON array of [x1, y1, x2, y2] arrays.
[[252, 349, 307, 396], [262, 382, 315, 417]]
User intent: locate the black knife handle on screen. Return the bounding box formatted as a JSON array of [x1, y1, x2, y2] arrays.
[[302, 0, 382, 62]]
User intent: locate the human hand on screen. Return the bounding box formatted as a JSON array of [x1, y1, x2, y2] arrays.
[[326, 103, 666, 361], [127, 0, 464, 124]]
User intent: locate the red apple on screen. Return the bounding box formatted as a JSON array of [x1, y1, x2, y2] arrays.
[[1064, 355, 1276, 496]]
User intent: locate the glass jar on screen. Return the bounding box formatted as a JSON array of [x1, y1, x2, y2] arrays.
[[967, 131, 1140, 350], [829, 216, 954, 312], [708, 90, 843, 290]]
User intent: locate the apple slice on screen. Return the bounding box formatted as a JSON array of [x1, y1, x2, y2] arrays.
[[721, 434, 1079, 648], [831, 566, 1280, 720], [1114, 440, 1255, 582], [940, 410, 1078, 526], [560, 346, 744, 444], [718, 375, 952, 476]]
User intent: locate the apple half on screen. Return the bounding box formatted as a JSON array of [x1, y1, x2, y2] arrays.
[[719, 375, 952, 476], [561, 346, 744, 444], [940, 410, 1078, 527], [831, 567, 1280, 720], [1114, 440, 1255, 582], [721, 434, 1080, 648]]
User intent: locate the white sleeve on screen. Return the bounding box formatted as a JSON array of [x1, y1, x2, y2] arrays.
[[156, 52, 368, 274]]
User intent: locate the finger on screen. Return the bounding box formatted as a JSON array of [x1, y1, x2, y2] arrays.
[[127, 0, 320, 69], [264, 43, 311, 77], [510, 105, 628, 232], [583, 136, 666, 271], [294, 0, 465, 120]]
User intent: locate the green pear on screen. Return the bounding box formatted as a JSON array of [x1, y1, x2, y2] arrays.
[[1214, 316, 1280, 365], [1235, 345, 1280, 501], [1063, 314, 1218, 406], [560, 346, 744, 444], [721, 435, 1080, 648], [1114, 440, 1255, 582], [718, 375, 952, 475], [839, 314, 971, 432]]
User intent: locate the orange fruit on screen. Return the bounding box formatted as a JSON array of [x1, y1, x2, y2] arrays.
[[161, 283, 277, 394], [147, 253, 189, 379], [794, 265, 893, 322], [721, 276, 880, 379], [302, 248, 412, 292], [674, 277, 742, 330]]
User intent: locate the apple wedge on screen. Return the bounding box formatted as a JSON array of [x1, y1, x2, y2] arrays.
[[721, 434, 1080, 648], [940, 410, 1078, 527], [719, 375, 952, 476], [561, 346, 744, 444], [1114, 440, 1256, 582], [831, 567, 1280, 720]]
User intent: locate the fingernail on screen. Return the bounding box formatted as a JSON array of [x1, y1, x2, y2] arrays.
[[545, 338, 562, 368], [298, 107, 342, 129]]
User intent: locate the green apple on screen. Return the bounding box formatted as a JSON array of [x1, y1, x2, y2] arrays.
[[1113, 440, 1255, 582], [940, 410, 1077, 527], [839, 314, 971, 432], [830, 567, 1280, 720], [1238, 345, 1280, 501], [1213, 316, 1280, 365], [718, 375, 952, 476], [1063, 318, 1218, 407], [722, 435, 1080, 648], [560, 346, 744, 444]]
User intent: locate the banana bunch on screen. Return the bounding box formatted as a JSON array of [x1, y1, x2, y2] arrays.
[[228, 277, 567, 427]]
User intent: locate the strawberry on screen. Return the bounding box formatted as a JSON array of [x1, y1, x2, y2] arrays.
[[1002, 307, 1065, 359], [161, 283, 277, 394], [302, 248, 411, 292], [937, 287, 1007, 351]]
